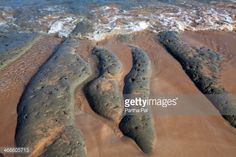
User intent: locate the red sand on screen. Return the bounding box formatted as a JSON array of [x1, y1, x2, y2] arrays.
[[0, 31, 236, 157]]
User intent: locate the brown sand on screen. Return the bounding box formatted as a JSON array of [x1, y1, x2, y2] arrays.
[[75, 31, 236, 157], [0, 36, 61, 150], [0, 30, 236, 157]]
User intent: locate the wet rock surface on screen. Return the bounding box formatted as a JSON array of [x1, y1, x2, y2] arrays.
[[40, 126, 86, 157], [15, 38, 92, 157], [123, 47, 152, 95], [119, 113, 155, 154], [119, 47, 155, 154], [70, 20, 94, 39], [0, 31, 41, 70], [158, 31, 236, 127], [92, 47, 122, 77], [85, 47, 123, 122]]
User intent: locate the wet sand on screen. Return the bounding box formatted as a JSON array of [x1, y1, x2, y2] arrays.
[[0, 30, 236, 157], [0, 36, 61, 149]]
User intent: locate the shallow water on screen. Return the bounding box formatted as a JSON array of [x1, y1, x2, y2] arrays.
[[0, 0, 233, 6], [0, 0, 235, 40]]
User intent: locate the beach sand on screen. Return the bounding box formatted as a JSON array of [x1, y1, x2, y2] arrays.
[[75, 31, 236, 157], [0, 30, 235, 156]]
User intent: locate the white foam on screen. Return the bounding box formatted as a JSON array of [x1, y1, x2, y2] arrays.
[[0, 6, 16, 31], [34, 3, 233, 41], [85, 4, 235, 41], [1, 2, 236, 40], [85, 6, 152, 41], [40, 5, 66, 13], [48, 16, 78, 37], [0, 21, 7, 27], [86, 20, 149, 41]]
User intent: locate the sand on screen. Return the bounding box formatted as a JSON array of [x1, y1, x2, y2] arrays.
[[74, 31, 236, 157], [0, 30, 236, 157]]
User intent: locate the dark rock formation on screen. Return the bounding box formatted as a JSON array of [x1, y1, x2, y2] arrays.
[[70, 20, 94, 39], [119, 46, 155, 154], [123, 47, 152, 95], [86, 47, 123, 122], [92, 47, 122, 78], [15, 38, 92, 157], [158, 31, 236, 127], [119, 112, 155, 153]]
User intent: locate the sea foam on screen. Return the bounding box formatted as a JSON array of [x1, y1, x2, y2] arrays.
[[1, 2, 235, 41], [48, 16, 78, 38], [83, 3, 235, 41]]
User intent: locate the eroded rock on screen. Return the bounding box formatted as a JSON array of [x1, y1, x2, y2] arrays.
[[16, 38, 92, 157], [86, 47, 123, 122], [92, 47, 122, 78], [158, 31, 236, 127], [119, 113, 155, 154], [124, 46, 152, 95], [119, 46, 155, 154], [70, 20, 94, 39]]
